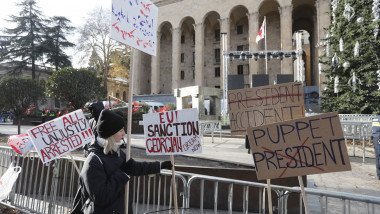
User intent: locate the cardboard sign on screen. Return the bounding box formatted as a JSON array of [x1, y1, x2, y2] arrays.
[[143, 108, 202, 155], [228, 82, 304, 135], [247, 112, 351, 180], [7, 134, 34, 156], [111, 0, 158, 55], [27, 110, 93, 164]]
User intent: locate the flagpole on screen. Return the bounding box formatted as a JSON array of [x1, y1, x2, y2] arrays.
[[264, 16, 268, 75]]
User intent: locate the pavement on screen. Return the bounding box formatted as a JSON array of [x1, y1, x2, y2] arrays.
[[0, 122, 379, 212]]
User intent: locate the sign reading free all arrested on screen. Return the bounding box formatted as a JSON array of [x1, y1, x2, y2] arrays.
[[143, 108, 202, 155], [247, 112, 351, 180], [27, 110, 93, 164], [228, 82, 304, 135]]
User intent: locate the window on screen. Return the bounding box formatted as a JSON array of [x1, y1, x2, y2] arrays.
[[181, 53, 185, 63], [192, 33, 195, 45], [214, 49, 220, 63], [123, 91, 127, 101], [237, 65, 244, 75], [215, 86, 220, 88], [181, 35, 185, 44], [215, 67, 220, 77], [215, 29, 220, 41], [192, 52, 195, 65], [193, 70, 195, 79], [181, 70, 185, 80], [237, 45, 244, 51], [237, 25, 243, 34]]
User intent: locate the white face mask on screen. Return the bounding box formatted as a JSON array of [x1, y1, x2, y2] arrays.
[[112, 142, 123, 152]]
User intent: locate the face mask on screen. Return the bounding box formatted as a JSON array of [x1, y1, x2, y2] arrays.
[[112, 142, 123, 152]]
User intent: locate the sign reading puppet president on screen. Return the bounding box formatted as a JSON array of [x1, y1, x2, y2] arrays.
[[143, 108, 202, 155], [247, 112, 351, 180], [27, 109, 93, 164]]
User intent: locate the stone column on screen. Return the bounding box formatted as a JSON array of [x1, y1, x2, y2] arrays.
[[171, 27, 181, 92], [194, 22, 205, 87], [131, 48, 142, 94], [248, 12, 259, 86], [279, 5, 293, 75], [219, 17, 231, 90], [151, 32, 161, 94], [316, 0, 331, 91]]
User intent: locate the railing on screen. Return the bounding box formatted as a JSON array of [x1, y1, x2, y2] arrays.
[[1, 146, 380, 214], [199, 121, 222, 143]]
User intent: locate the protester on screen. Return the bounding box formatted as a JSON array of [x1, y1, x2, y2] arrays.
[[72, 109, 172, 214], [83, 101, 105, 157], [41, 110, 47, 123]]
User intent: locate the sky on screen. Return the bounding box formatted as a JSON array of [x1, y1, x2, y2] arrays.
[[0, 0, 112, 67]]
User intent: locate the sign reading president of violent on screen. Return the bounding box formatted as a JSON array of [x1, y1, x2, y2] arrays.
[[27, 110, 93, 164], [143, 108, 202, 155], [111, 0, 158, 55]]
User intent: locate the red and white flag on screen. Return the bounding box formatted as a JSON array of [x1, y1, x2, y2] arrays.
[[256, 19, 266, 43]]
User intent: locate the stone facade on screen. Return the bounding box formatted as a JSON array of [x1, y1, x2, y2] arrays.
[[132, 0, 331, 95]]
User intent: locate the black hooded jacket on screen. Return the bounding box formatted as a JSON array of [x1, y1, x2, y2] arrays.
[[73, 140, 161, 214]]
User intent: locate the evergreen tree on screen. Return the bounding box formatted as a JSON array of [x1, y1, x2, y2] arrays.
[[2, 0, 47, 80], [42, 16, 75, 71], [320, 0, 380, 114]]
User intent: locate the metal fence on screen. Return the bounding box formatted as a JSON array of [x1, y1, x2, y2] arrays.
[[1, 146, 380, 214]]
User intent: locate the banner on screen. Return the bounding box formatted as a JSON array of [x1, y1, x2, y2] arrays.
[[228, 82, 304, 135], [7, 134, 34, 155], [247, 112, 351, 180], [143, 108, 202, 155], [111, 0, 158, 55], [27, 110, 93, 164]]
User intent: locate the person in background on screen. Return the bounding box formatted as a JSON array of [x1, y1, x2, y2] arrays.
[[72, 109, 172, 214], [41, 110, 47, 123], [48, 110, 56, 121], [84, 101, 105, 157]]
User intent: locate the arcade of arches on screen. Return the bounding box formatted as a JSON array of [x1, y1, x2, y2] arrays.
[[132, 0, 331, 95]]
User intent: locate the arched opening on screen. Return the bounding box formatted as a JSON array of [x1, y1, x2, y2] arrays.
[[203, 11, 221, 88], [179, 17, 196, 87], [159, 22, 173, 94]]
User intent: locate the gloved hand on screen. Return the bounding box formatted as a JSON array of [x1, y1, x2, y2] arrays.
[[161, 161, 173, 170]]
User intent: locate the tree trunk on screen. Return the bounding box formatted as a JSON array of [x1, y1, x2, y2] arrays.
[[17, 117, 21, 134]]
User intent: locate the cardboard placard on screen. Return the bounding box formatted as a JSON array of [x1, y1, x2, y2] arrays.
[[27, 110, 93, 164], [247, 112, 351, 180], [143, 108, 202, 155], [228, 82, 304, 135], [111, 0, 158, 55]]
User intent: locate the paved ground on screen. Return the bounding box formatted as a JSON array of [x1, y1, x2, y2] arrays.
[[0, 123, 379, 213]]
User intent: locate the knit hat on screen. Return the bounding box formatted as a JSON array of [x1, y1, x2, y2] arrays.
[[97, 109, 125, 139]]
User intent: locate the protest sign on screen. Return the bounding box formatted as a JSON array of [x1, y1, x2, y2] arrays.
[[7, 134, 34, 156], [111, 0, 158, 55], [247, 112, 351, 180], [228, 82, 304, 135], [27, 110, 93, 164], [143, 108, 202, 155]]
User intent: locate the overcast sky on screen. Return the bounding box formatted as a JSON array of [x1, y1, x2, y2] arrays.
[[0, 0, 111, 67]]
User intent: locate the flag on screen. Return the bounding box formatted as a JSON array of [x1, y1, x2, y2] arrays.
[[256, 19, 265, 43]]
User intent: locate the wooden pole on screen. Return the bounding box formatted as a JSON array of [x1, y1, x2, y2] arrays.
[[267, 179, 273, 214], [125, 48, 135, 214], [170, 155, 178, 214], [298, 176, 310, 214]]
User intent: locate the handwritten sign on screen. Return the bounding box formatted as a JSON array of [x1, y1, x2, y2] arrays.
[[228, 82, 304, 135], [111, 0, 158, 55], [247, 112, 351, 180], [7, 134, 34, 156], [27, 110, 93, 164], [143, 108, 202, 155]]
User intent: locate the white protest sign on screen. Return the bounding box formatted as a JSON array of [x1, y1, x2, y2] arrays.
[[7, 134, 34, 156], [143, 108, 202, 155], [27, 110, 93, 164], [111, 0, 158, 55]]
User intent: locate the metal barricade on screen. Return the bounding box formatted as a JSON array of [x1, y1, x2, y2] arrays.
[[199, 121, 222, 143], [1, 146, 380, 213]]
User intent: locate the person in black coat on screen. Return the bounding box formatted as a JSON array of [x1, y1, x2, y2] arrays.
[[72, 109, 172, 214]]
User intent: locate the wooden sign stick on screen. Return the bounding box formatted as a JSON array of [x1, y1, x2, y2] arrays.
[[267, 179, 273, 214], [170, 155, 178, 214], [67, 153, 80, 174], [298, 176, 310, 214]]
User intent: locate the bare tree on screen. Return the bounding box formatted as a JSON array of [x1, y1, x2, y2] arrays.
[[76, 7, 118, 95]]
